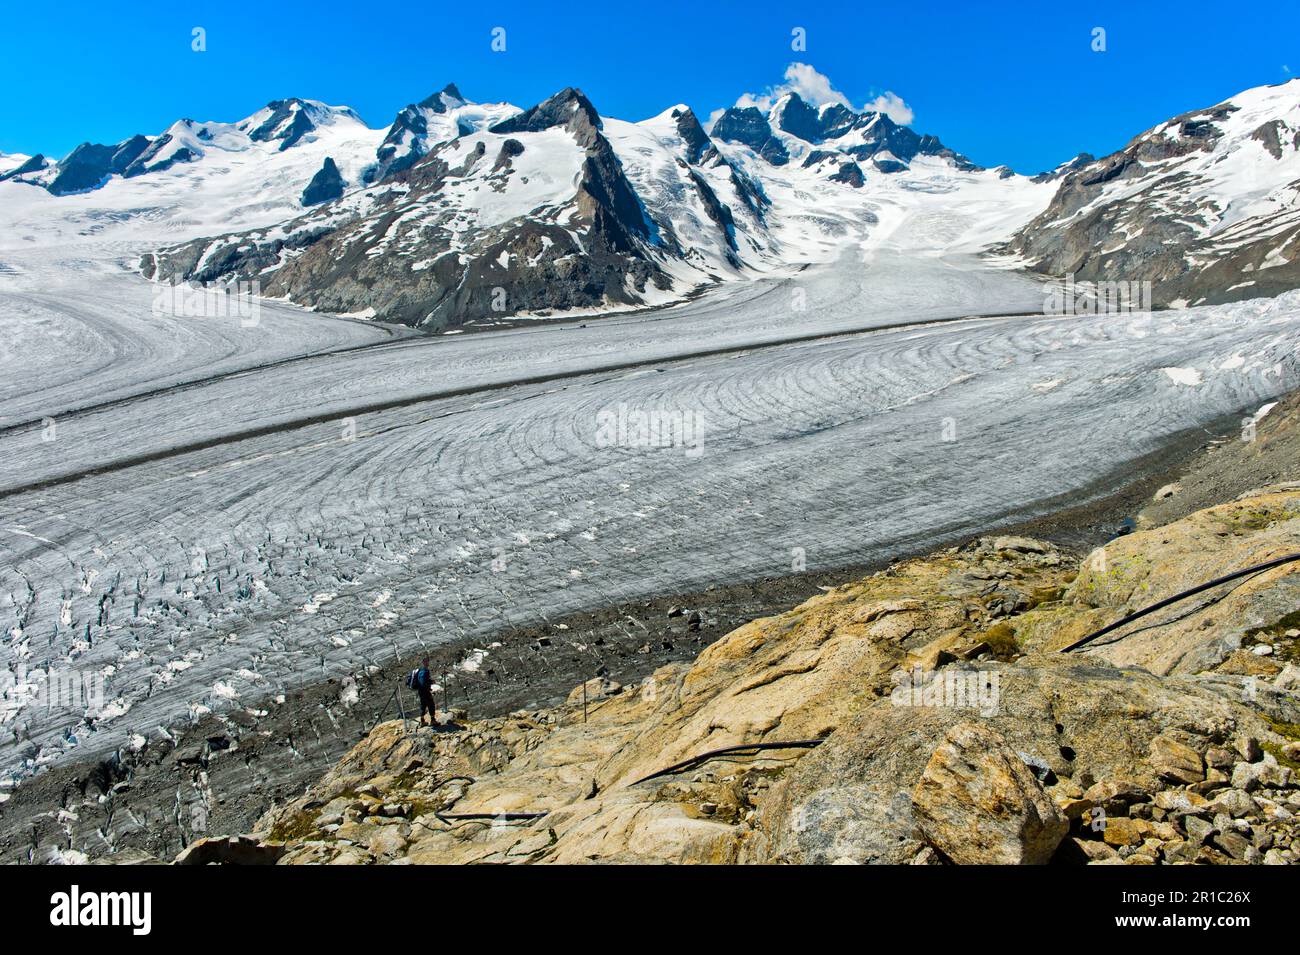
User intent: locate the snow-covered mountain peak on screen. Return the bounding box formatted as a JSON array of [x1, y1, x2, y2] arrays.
[[5, 77, 1058, 328], [489, 87, 604, 141], [237, 98, 364, 151], [1006, 77, 1300, 306], [639, 105, 715, 165], [708, 86, 978, 177], [416, 82, 467, 112], [367, 84, 520, 183]]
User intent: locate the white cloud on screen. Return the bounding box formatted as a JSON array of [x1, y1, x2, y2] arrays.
[[719, 63, 914, 127], [862, 91, 914, 126]]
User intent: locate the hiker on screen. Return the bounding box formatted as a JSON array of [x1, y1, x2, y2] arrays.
[[408, 658, 438, 726]]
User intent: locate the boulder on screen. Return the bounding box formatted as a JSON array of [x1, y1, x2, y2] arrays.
[[911, 722, 1068, 865], [1231, 755, 1292, 791], [175, 835, 286, 865], [1149, 734, 1205, 784]]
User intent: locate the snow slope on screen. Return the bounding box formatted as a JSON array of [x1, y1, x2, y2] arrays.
[[1008, 78, 1300, 305]]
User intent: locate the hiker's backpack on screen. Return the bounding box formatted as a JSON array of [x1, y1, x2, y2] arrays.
[[406, 668, 421, 690]]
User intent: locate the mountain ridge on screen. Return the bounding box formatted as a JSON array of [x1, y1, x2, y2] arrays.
[[1005, 78, 1300, 307], [132, 81, 1037, 328], [10, 75, 1300, 323]]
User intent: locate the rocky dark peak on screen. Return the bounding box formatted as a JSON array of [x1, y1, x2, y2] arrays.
[[416, 83, 466, 112], [244, 98, 319, 151], [818, 103, 858, 139], [711, 107, 789, 165], [47, 134, 151, 195], [301, 157, 345, 206], [111, 134, 152, 169], [371, 88, 469, 184], [838, 115, 977, 171], [122, 131, 198, 178], [772, 92, 824, 142], [490, 88, 604, 146], [671, 107, 713, 165], [713, 93, 974, 169]]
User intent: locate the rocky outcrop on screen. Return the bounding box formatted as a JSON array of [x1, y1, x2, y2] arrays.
[[0, 153, 48, 182], [301, 157, 344, 206], [1012, 484, 1300, 676], [829, 160, 865, 187], [183, 488, 1300, 864], [174, 835, 286, 866], [46, 135, 151, 195]]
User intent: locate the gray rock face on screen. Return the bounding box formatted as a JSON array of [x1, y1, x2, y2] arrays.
[[123, 128, 196, 177], [760, 655, 1280, 865], [671, 107, 714, 165], [46, 135, 151, 195], [369, 83, 468, 182], [242, 98, 324, 151], [301, 156, 345, 206], [711, 106, 790, 165]]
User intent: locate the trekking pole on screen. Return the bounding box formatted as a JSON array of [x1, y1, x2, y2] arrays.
[[367, 688, 398, 736], [585, 665, 608, 724]]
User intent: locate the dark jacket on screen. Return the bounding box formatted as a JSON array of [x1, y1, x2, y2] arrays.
[[414, 668, 434, 694]]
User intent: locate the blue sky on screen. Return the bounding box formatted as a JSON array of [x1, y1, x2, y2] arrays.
[[3, 0, 1296, 172]]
